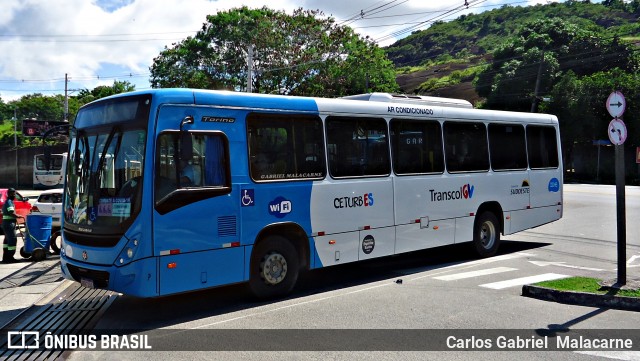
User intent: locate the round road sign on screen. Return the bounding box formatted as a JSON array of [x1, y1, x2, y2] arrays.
[[606, 91, 626, 118], [608, 118, 627, 146]]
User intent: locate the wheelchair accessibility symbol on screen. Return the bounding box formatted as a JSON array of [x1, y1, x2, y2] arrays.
[[241, 189, 254, 207]]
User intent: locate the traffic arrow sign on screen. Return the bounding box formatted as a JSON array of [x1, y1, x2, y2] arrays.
[[608, 118, 627, 145], [606, 91, 626, 118]]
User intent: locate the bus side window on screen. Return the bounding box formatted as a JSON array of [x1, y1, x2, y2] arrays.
[[488, 123, 527, 171], [155, 132, 230, 201], [527, 125, 559, 169], [247, 113, 325, 182], [391, 119, 444, 175], [444, 121, 489, 173], [326, 116, 390, 178]]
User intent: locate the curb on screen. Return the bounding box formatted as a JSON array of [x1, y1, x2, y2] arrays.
[[522, 284, 640, 312]]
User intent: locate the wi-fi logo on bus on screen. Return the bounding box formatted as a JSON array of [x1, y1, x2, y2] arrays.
[[268, 196, 292, 218]]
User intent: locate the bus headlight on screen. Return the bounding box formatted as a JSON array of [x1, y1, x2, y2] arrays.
[[116, 238, 139, 267], [65, 244, 73, 258]]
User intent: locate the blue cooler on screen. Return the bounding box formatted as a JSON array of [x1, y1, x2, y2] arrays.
[[24, 214, 52, 253]]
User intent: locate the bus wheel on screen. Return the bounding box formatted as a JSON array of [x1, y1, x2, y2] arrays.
[[249, 236, 299, 299], [473, 212, 500, 258]]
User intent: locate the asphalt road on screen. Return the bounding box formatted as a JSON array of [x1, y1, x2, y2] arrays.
[[54, 183, 640, 361]]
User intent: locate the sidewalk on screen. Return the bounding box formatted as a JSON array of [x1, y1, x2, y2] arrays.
[[1, 188, 65, 328], [0, 258, 65, 328]]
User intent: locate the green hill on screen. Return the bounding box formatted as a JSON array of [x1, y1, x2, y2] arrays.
[[385, 1, 640, 96]]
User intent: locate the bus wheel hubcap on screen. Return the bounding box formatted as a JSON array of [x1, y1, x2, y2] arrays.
[[480, 221, 495, 249], [262, 253, 287, 285]]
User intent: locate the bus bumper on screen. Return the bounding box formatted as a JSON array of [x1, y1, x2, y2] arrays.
[[60, 255, 158, 297]]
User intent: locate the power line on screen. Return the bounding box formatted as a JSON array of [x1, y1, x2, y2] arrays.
[[374, 0, 489, 43]]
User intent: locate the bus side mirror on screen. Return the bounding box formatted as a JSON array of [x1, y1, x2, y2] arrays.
[[179, 115, 194, 163]]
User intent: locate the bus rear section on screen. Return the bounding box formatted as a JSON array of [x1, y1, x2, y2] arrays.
[[33, 153, 67, 189]]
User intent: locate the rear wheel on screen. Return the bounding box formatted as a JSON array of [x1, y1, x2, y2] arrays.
[[249, 236, 299, 299], [473, 212, 500, 258]]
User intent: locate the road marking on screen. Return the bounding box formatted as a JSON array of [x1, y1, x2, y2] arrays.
[[187, 282, 394, 329], [529, 260, 604, 272], [627, 255, 640, 266], [433, 267, 517, 281], [479, 273, 569, 290], [473, 252, 536, 264], [407, 252, 535, 281]]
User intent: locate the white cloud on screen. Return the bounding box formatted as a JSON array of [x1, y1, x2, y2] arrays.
[[0, 0, 538, 101]]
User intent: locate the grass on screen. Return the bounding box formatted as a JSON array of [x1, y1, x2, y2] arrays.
[[536, 277, 640, 298]]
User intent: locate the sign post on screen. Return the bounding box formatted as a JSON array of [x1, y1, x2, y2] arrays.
[[606, 91, 627, 285]]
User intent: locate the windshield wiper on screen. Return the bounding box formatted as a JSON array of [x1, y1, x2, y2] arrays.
[[97, 127, 118, 178], [87, 127, 119, 207]]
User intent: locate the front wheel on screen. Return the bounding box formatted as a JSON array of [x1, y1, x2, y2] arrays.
[[472, 212, 501, 258], [249, 236, 300, 299]]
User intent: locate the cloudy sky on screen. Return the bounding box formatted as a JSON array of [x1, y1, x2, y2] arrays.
[[0, 0, 555, 101]]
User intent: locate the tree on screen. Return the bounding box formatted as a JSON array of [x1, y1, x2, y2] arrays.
[[76, 80, 136, 105], [539, 69, 640, 181], [544, 69, 640, 142], [476, 17, 638, 111], [0, 96, 13, 121], [14, 94, 65, 120], [149, 7, 398, 97]]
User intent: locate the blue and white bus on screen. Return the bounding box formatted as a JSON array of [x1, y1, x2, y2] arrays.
[[33, 152, 67, 189], [60, 90, 563, 298]]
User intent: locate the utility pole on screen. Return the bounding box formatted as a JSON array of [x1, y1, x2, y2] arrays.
[[247, 45, 253, 93], [64, 73, 69, 120], [13, 108, 18, 186], [530, 52, 544, 113]]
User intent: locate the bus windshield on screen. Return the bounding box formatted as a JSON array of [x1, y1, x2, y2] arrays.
[[36, 154, 65, 170], [64, 95, 150, 235]]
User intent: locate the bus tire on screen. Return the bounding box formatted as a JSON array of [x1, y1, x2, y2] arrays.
[[249, 236, 299, 299], [473, 212, 500, 258]]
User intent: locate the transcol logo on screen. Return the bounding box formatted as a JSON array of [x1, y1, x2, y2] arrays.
[[429, 184, 475, 202], [268, 196, 292, 218]]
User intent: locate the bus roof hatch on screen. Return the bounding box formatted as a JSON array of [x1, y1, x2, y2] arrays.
[[340, 92, 473, 109]]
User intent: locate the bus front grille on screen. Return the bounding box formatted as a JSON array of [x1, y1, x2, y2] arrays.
[[66, 264, 110, 289]]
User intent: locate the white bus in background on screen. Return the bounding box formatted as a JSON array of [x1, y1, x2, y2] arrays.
[[33, 152, 67, 189]]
